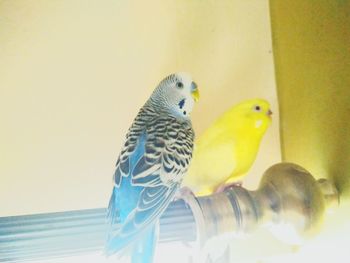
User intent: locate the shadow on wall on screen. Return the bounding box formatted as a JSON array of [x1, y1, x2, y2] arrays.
[[270, 0, 350, 198]]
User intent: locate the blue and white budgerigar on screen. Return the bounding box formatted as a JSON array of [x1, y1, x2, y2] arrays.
[[106, 73, 199, 263]]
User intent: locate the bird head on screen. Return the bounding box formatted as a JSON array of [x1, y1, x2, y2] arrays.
[[230, 98, 272, 135], [149, 72, 199, 118]]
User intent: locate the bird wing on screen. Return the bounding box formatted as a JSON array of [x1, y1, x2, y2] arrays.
[[107, 108, 194, 252]]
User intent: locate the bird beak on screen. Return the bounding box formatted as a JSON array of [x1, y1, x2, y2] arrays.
[[191, 82, 200, 102], [267, 109, 273, 119]]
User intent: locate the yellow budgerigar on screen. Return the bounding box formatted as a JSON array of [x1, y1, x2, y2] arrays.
[[182, 99, 272, 196]]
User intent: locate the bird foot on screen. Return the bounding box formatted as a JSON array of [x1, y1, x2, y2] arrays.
[[215, 181, 243, 193]]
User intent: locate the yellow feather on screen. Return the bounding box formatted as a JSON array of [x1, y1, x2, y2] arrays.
[[183, 99, 272, 196]]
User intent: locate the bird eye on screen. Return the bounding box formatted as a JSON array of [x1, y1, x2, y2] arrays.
[[176, 82, 184, 89], [254, 105, 261, 111]]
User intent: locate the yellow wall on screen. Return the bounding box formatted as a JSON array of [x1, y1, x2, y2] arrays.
[[0, 0, 280, 216], [270, 1, 350, 198]]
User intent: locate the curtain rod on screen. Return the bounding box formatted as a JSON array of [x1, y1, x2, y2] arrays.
[[0, 163, 338, 262]]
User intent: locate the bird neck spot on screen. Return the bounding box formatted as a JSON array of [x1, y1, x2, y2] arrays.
[[183, 110, 187, 115], [178, 99, 186, 110]]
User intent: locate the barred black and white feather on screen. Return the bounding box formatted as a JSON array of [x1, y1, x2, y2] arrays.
[[113, 105, 194, 189]]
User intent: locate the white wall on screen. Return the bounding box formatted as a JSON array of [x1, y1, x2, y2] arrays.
[[0, 0, 280, 216]]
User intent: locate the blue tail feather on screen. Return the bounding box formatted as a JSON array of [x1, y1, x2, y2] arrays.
[[131, 225, 157, 263]]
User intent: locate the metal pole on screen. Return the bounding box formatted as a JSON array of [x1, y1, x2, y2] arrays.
[[0, 163, 338, 262]]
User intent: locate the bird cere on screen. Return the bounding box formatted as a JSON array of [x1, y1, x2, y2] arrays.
[[105, 73, 272, 262]]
